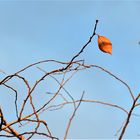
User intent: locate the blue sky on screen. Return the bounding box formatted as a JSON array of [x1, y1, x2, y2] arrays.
[[0, 0, 140, 139]]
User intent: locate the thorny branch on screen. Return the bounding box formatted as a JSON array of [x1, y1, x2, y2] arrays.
[[0, 20, 139, 140]]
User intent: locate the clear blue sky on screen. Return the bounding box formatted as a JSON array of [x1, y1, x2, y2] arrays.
[[0, 0, 140, 139]]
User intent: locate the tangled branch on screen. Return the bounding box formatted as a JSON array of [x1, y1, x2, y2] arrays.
[[0, 20, 139, 140]]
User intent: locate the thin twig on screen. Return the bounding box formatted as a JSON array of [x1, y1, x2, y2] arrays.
[[64, 92, 85, 140], [118, 94, 140, 140]]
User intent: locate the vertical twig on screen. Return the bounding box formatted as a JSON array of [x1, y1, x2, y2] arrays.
[[64, 92, 85, 140], [119, 94, 140, 140]]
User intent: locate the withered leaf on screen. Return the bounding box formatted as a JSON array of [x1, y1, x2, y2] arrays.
[[98, 35, 112, 55]]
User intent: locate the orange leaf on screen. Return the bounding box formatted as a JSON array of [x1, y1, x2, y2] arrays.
[[98, 35, 112, 55]]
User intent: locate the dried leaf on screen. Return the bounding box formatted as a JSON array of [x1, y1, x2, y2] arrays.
[[98, 35, 112, 55]]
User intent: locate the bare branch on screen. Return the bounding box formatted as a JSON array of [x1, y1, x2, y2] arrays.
[[64, 92, 85, 140]]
